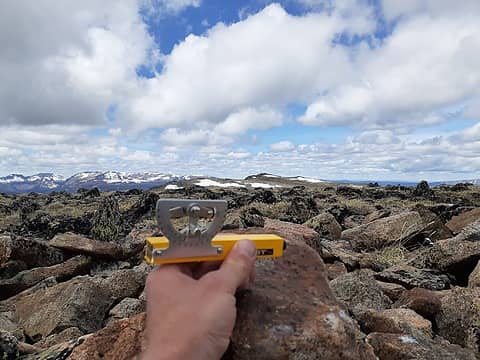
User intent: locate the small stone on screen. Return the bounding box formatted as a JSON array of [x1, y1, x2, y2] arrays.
[[376, 281, 406, 302], [375, 264, 451, 291], [325, 261, 348, 280]]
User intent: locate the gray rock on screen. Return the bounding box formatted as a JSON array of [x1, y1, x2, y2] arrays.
[[0, 330, 19, 360], [375, 264, 451, 291], [105, 297, 145, 325], [50, 232, 125, 259], [330, 270, 393, 317], [0, 255, 92, 300]]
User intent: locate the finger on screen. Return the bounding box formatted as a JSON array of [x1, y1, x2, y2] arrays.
[[214, 239, 256, 294], [156, 263, 195, 277], [192, 261, 222, 280]]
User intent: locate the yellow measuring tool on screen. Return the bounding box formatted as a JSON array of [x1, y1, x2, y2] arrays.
[[145, 198, 286, 265]]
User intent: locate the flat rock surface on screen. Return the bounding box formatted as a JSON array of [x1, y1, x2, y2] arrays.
[[447, 208, 480, 234], [50, 233, 125, 259]]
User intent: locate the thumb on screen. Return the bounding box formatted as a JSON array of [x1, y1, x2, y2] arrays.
[[214, 239, 256, 294]]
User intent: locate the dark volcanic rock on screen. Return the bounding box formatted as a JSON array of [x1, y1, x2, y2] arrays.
[[376, 281, 406, 302], [366, 332, 477, 360], [330, 270, 393, 317], [413, 180, 433, 197], [303, 212, 342, 240], [0, 330, 19, 360], [375, 265, 451, 291], [239, 207, 264, 228], [284, 196, 319, 224], [90, 196, 124, 242], [0, 255, 92, 300]]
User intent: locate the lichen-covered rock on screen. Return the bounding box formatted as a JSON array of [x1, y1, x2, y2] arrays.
[[358, 308, 432, 337], [434, 287, 480, 352], [394, 288, 441, 321], [239, 207, 264, 228], [303, 212, 342, 240], [330, 270, 392, 317], [363, 209, 391, 224], [90, 196, 123, 242], [375, 264, 451, 291], [366, 332, 477, 360], [50, 233, 125, 259], [0, 255, 92, 300]]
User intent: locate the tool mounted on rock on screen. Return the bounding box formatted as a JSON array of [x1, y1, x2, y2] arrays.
[[145, 198, 286, 265]]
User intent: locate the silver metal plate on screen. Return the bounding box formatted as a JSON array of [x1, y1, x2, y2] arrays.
[[155, 198, 227, 259]]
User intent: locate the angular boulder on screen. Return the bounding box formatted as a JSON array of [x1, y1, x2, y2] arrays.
[[394, 288, 442, 321], [434, 287, 480, 352], [341, 211, 435, 251], [0, 235, 65, 269], [375, 264, 451, 291], [0, 255, 92, 300], [50, 233, 125, 259], [303, 212, 342, 240], [330, 270, 392, 317], [7, 266, 147, 341], [446, 208, 480, 234], [358, 308, 432, 337], [366, 332, 477, 360]]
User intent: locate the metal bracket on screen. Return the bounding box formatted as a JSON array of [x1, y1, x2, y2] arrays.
[[154, 198, 227, 260]]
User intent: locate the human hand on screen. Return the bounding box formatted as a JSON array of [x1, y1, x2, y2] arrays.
[[142, 239, 256, 360]]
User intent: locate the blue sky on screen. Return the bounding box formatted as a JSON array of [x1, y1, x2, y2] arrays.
[[0, 0, 480, 181]]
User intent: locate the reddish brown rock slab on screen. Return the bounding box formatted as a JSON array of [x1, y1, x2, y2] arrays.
[[447, 208, 480, 234], [468, 260, 480, 288], [394, 288, 441, 320], [225, 220, 376, 359], [67, 313, 146, 360], [264, 218, 321, 248], [50, 233, 125, 259], [366, 332, 477, 360], [358, 308, 432, 337], [0, 255, 93, 300]]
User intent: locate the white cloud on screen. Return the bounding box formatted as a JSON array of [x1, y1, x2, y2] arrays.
[[381, 0, 480, 21], [300, 13, 480, 129], [120, 3, 369, 130], [0, 0, 154, 127], [270, 141, 295, 152], [215, 107, 283, 135]]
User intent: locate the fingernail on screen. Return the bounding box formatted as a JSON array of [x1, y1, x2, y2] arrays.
[[235, 239, 256, 258]]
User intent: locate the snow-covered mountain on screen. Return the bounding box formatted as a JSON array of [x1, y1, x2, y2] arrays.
[[0, 172, 188, 193]]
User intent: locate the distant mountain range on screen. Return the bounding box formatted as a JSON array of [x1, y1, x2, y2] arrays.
[[0, 172, 478, 194], [0, 172, 189, 193]]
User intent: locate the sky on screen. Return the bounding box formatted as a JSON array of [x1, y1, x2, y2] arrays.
[[0, 0, 480, 181]]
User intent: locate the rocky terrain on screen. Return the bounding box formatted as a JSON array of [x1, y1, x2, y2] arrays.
[[1, 175, 480, 359]]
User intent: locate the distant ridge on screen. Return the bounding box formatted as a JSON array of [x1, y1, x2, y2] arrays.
[[0, 171, 188, 194], [0, 172, 478, 194]]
